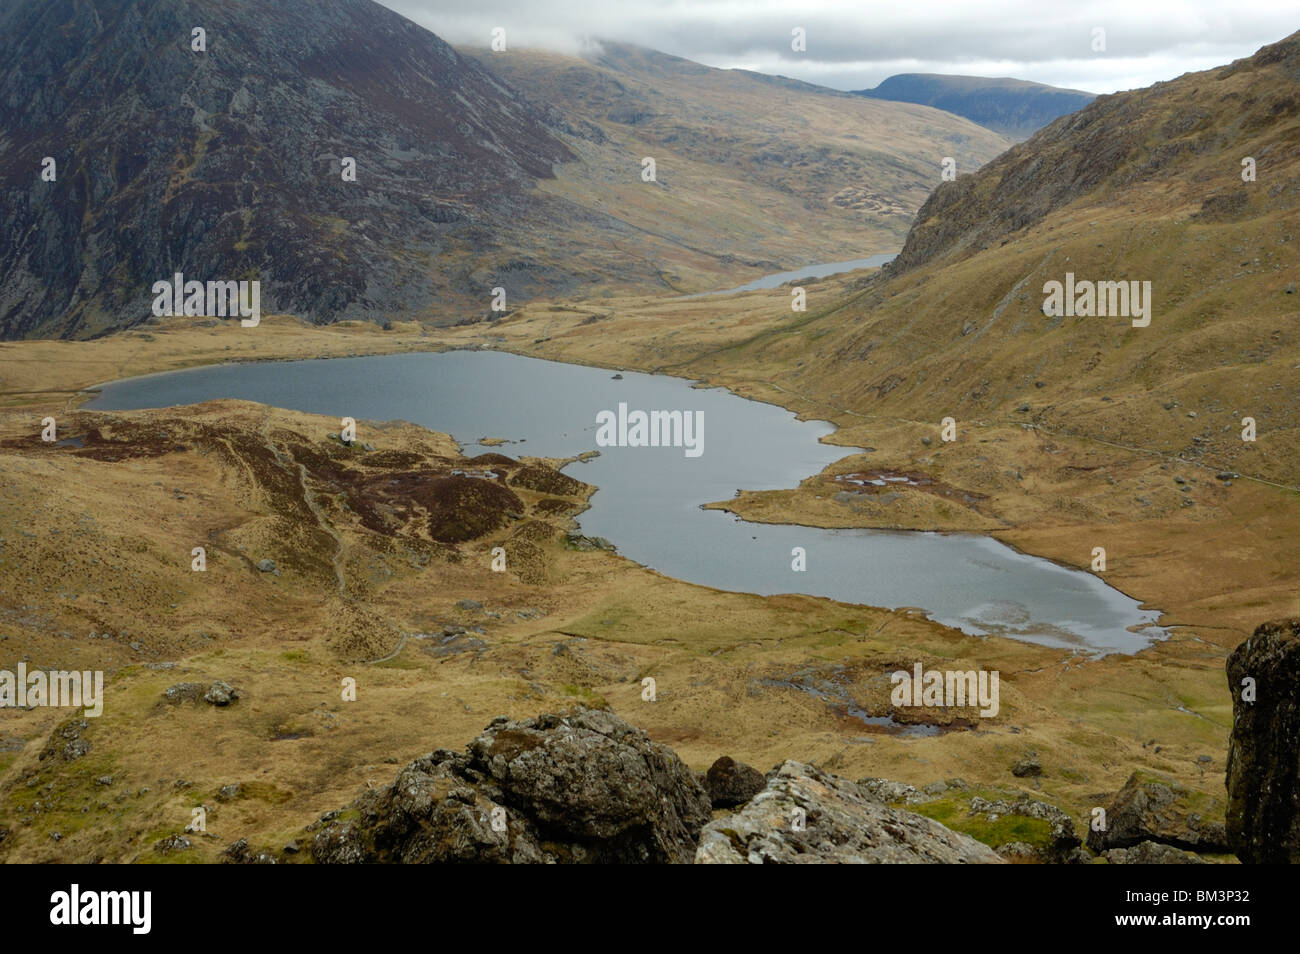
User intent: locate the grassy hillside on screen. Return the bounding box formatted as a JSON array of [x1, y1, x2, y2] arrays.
[[465, 42, 1010, 292], [0, 323, 1235, 862], [438, 32, 1300, 648], [744, 31, 1300, 488]]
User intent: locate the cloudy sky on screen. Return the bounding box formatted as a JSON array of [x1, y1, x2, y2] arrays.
[[377, 0, 1297, 94]]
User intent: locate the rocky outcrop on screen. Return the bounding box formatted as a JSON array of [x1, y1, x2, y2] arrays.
[[310, 710, 1016, 865], [311, 708, 711, 864], [1226, 618, 1300, 863], [695, 761, 1003, 864], [1105, 841, 1206, 865], [1086, 771, 1228, 854], [703, 756, 765, 808]]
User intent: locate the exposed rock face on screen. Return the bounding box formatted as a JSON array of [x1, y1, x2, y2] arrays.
[[203, 680, 239, 706], [312, 707, 712, 864], [1086, 771, 1228, 854], [1105, 841, 1206, 865], [1011, 755, 1042, 778], [310, 712, 1018, 864], [0, 0, 572, 338], [1226, 618, 1300, 863], [695, 761, 1003, 864], [703, 756, 765, 808]]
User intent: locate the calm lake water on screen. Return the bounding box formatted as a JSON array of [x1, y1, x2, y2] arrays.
[[679, 253, 897, 298], [86, 350, 1164, 654]]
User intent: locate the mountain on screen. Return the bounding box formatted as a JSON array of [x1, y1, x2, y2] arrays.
[[708, 32, 1300, 488], [0, 0, 577, 339], [466, 42, 1009, 277], [854, 74, 1095, 140], [0, 3, 1010, 340]]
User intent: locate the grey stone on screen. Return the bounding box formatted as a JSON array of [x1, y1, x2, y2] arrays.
[[696, 761, 1003, 864]]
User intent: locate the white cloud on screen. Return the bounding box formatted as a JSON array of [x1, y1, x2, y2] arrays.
[[377, 0, 1297, 94]]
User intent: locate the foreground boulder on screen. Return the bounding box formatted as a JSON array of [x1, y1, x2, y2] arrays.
[[1226, 618, 1300, 863], [312, 707, 711, 863], [695, 761, 1003, 864], [1085, 771, 1228, 854], [1105, 841, 1206, 864], [704, 756, 766, 808]]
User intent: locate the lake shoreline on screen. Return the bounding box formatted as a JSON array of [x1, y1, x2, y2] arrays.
[[3, 301, 1265, 654], [85, 346, 1163, 655]]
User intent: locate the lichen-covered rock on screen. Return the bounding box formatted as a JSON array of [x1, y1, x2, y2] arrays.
[[1226, 618, 1300, 863], [695, 761, 1003, 864], [162, 683, 206, 704], [221, 838, 276, 864], [856, 777, 923, 804], [312, 707, 711, 864], [203, 681, 239, 706], [703, 756, 765, 808], [1086, 771, 1227, 854], [1105, 841, 1206, 864]]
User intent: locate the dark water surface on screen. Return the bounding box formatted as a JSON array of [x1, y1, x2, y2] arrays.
[[87, 349, 1163, 654]]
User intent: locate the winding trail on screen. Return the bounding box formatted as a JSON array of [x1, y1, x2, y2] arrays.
[[257, 408, 349, 598], [254, 409, 413, 665]]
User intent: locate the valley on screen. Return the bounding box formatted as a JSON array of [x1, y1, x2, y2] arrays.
[[0, 296, 1260, 863], [0, 1, 1296, 869]]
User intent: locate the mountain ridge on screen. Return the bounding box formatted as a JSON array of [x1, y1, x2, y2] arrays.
[[0, 0, 577, 338], [855, 73, 1095, 139], [0, 3, 1010, 340]]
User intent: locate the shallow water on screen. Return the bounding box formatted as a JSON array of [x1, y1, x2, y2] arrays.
[[86, 349, 1163, 654], [678, 253, 897, 298]]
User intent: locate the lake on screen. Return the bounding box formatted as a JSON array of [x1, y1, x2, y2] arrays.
[[86, 349, 1164, 654], [678, 254, 897, 298]]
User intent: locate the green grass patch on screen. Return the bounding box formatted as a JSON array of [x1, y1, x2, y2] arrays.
[[910, 791, 1055, 851], [559, 684, 608, 708]]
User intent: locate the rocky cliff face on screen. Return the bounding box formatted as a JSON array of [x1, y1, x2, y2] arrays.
[[0, 0, 572, 338], [1226, 618, 1300, 863], [1086, 771, 1228, 855]]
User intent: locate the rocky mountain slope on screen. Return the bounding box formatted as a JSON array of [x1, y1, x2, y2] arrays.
[[694, 31, 1300, 491], [855, 74, 1094, 140], [0, 1, 1010, 340], [0, 0, 574, 338]]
